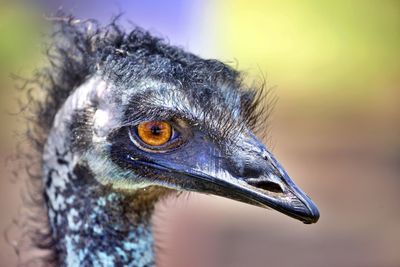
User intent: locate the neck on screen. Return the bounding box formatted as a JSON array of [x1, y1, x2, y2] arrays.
[[44, 164, 158, 267], [42, 78, 161, 266]]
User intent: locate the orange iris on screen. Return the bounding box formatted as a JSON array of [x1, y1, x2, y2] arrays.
[[137, 121, 172, 146]]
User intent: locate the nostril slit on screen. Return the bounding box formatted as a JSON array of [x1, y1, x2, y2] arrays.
[[247, 180, 284, 193]]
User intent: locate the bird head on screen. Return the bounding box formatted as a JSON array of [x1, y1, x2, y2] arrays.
[[69, 30, 319, 224]]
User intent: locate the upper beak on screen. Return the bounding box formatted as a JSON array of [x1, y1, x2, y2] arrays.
[[184, 147, 318, 224], [182, 155, 320, 224]]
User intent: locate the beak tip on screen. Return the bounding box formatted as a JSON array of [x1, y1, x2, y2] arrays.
[[301, 200, 320, 224], [303, 210, 320, 224]]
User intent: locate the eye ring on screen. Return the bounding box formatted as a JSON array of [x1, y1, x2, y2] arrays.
[[128, 120, 184, 153]]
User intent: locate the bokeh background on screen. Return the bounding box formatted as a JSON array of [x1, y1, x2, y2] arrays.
[[0, 1, 399, 266]]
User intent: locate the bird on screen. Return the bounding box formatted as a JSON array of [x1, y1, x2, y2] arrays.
[[24, 15, 319, 267]]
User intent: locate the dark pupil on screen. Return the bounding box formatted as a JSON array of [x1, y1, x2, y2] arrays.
[[150, 125, 161, 135]]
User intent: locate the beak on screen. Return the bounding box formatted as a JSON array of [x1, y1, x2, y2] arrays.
[[181, 153, 320, 224], [139, 149, 319, 224]]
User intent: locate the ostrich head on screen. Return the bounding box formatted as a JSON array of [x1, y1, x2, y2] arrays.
[[37, 17, 319, 266]]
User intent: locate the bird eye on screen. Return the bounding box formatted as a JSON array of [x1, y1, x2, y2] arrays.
[[137, 121, 172, 146], [128, 120, 187, 152]]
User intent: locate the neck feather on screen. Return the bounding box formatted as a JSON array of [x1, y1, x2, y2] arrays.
[[42, 78, 162, 266]]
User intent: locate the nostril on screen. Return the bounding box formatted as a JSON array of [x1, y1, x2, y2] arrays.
[[242, 167, 263, 178], [246, 180, 284, 193]]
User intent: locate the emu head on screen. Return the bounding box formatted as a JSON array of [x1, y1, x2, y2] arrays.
[[60, 29, 319, 224]]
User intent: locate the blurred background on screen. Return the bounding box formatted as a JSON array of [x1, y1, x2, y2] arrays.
[[0, 0, 399, 266]]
